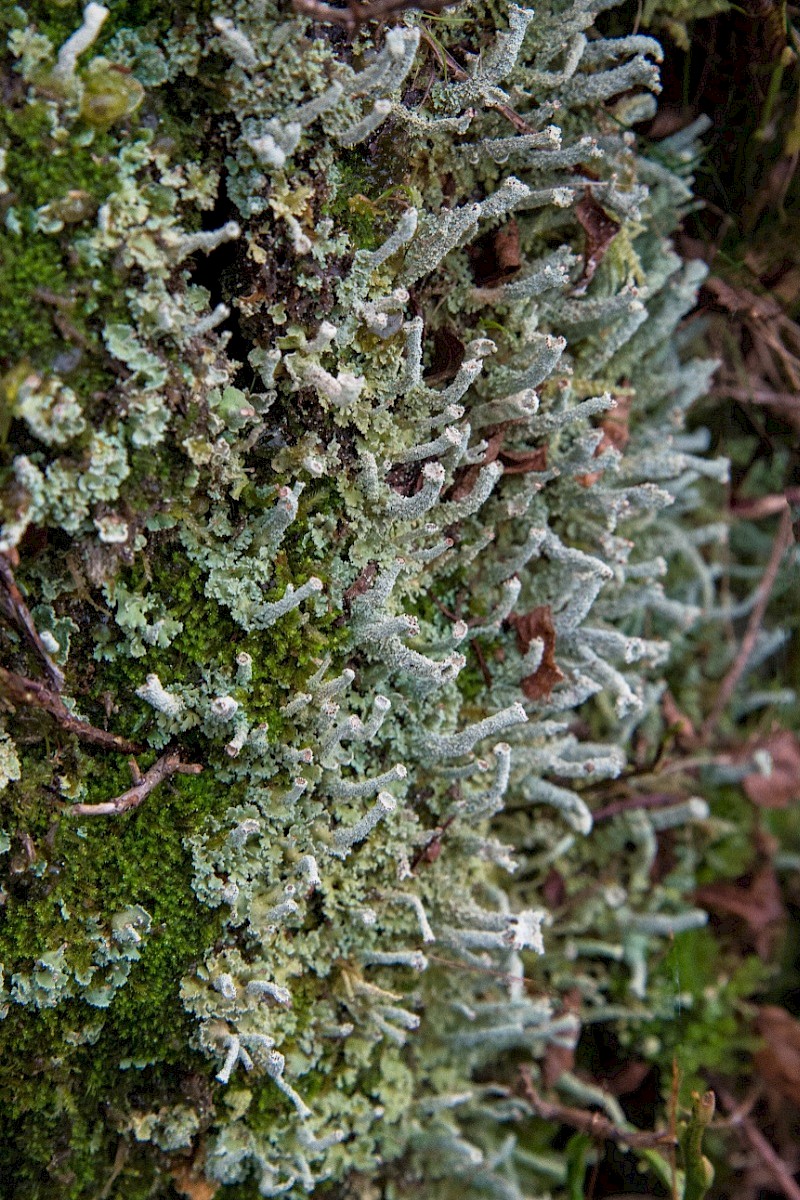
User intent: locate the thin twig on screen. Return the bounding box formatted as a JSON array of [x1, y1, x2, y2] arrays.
[[701, 506, 794, 739], [293, 0, 463, 32], [713, 384, 800, 409], [0, 665, 140, 754], [70, 751, 203, 816], [0, 552, 65, 690], [716, 1085, 800, 1200], [731, 491, 800, 519], [592, 792, 687, 823], [417, 26, 535, 134], [518, 1066, 676, 1151]]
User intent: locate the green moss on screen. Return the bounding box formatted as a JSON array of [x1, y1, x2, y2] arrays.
[[0, 99, 125, 374], [0, 0, 212, 50], [89, 517, 350, 742], [322, 147, 411, 253], [0, 752, 225, 1199], [646, 927, 766, 1102]]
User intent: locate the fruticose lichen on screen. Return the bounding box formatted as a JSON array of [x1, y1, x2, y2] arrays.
[[0, 1, 730, 1196]]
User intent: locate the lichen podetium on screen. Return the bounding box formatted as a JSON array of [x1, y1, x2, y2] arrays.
[[0, 2, 725, 1196]]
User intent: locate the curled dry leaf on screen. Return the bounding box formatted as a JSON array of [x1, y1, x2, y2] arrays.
[[423, 326, 465, 387], [170, 1162, 219, 1200], [343, 562, 378, 607], [755, 1006, 800, 1109], [448, 428, 547, 502], [499, 444, 548, 475], [509, 605, 565, 701], [574, 190, 621, 292], [469, 218, 522, 287], [577, 392, 633, 487], [695, 863, 785, 959], [743, 730, 800, 808]]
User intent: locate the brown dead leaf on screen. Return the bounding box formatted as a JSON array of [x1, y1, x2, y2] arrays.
[[447, 428, 506, 503], [597, 392, 633, 455], [492, 220, 522, 276], [601, 1059, 652, 1099], [755, 1006, 800, 1109], [574, 191, 621, 292], [469, 218, 521, 287], [170, 1162, 219, 1200], [424, 326, 465, 386], [343, 562, 378, 607], [577, 392, 633, 486], [743, 730, 800, 809], [542, 867, 566, 908], [695, 863, 785, 959], [509, 605, 565, 701], [661, 689, 698, 748], [448, 429, 547, 501], [499, 445, 548, 475]]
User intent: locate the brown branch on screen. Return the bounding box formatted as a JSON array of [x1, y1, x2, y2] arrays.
[[713, 385, 800, 409], [716, 1086, 800, 1200], [0, 552, 65, 691], [518, 1067, 676, 1151], [592, 792, 688, 823], [70, 751, 203, 816], [730, 490, 800, 520], [0, 665, 140, 754], [701, 506, 794, 739]]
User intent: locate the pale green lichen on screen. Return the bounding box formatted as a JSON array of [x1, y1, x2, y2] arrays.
[[0, 727, 21, 792]]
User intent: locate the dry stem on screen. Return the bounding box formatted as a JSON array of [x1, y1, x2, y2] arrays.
[[0, 552, 65, 690], [701, 506, 794, 738], [292, 0, 463, 31], [518, 1066, 676, 1151], [417, 27, 535, 134], [70, 751, 203, 816], [0, 665, 140, 754], [592, 792, 688, 823], [716, 1085, 800, 1200]]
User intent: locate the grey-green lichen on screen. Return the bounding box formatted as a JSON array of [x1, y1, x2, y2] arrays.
[[0, 1, 738, 1197]]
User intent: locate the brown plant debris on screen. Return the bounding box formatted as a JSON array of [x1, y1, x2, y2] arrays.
[[574, 190, 621, 292], [0, 550, 65, 690], [742, 730, 800, 808], [702, 506, 794, 738], [508, 605, 564, 701], [0, 665, 140, 754], [292, 0, 463, 31], [705, 274, 800, 432], [423, 327, 465, 387], [592, 791, 693, 823], [577, 391, 633, 486], [448, 429, 547, 501], [518, 1066, 677, 1151], [695, 863, 785, 959], [717, 1083, 800, 1200], [469, 219, 522, 287], [755, 1006, 800, 1110], [69, 751, 203, 817]]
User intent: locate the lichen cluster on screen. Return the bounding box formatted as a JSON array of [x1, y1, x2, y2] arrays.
[[0, 2, 727, 1196]]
